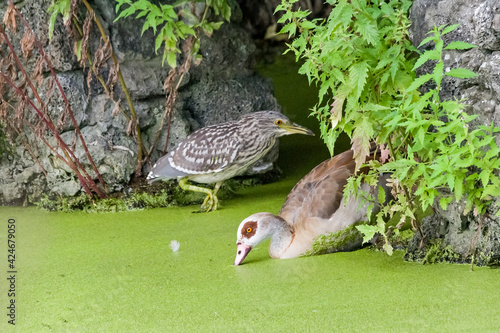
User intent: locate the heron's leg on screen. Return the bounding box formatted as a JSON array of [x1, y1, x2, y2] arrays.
[[200, 181, 223, 211], [178, 178, 219, 212], [210, 181, 223, 210]]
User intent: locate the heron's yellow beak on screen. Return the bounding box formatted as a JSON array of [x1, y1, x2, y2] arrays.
[[281, 123, 315, 136]]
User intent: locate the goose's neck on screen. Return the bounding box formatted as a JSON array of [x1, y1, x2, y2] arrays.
[[267, 215, 294, 259]]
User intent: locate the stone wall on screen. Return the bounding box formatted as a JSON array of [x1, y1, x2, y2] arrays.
[[407, 0, 500, 265], [0, 0, 279, 203]]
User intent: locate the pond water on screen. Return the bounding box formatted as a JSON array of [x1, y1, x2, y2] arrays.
[[1, 54, 500, 332]]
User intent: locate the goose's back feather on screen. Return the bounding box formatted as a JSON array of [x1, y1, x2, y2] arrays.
[[279, 149, 356, 226]]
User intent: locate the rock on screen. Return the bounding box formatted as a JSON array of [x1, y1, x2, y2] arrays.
[[406, 198, 500, 266], [51, 179, 81, 197], [1, 183, 23, 203]]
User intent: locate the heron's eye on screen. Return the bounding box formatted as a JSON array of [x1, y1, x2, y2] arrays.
[[246, 227, 252, 233], [274, 119, 283, 126]]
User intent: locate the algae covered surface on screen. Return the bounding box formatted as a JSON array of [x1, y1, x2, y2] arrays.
[[1, 53, 500, 332], [1, 202, 500, 332]]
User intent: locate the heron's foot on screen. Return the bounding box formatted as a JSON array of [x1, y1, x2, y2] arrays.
[[199, 193, 219, 212], [178, 178, 222, 213]]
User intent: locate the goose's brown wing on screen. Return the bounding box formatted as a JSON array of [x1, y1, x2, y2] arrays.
[[279, 149, 356, 226]]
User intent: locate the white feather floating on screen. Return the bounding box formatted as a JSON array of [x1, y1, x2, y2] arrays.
[[170, 240, 180, 252]]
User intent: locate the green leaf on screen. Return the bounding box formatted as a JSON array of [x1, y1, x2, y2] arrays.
[[445, 68, 478, 79], [455, 178, 463, 201], [441, 24, 460, 36], [416, 127, 426, 146], [444, 41, 477, 50], [338, 4, 353, 28], [412, 49, 440, 71], [301, 21, 316, 30], [383, 242, 393, 256], [479, 170, 491, 187], [355, 224, 378, 244], [166, 51, 177, 68], [210, 21, 224, 31], [48, 11, 58, 41], [349, 61, 369, 99], [75, 39, 82, 61], [115, 0, 131, 13], [440, 196, 454, 210], [433, 61, 444, 86], [364, 103, 389, 111], [154, 29, 166, 53], [47, 0, 71, 41], [377, 185, 386, 205], [136, 10, 149, 19], [115, 5, 138, 21], [356, 16, 379, 45], [405, 73, 433, 92], [418, 35, 435, 48], [280, 23, 297, 37], [482, 185, 500, 199], [389, 60, 399, 83]]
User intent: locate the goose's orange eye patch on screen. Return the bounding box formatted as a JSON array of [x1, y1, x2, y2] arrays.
[[274, 119, 283, 126], [241, 221, 257, 238]]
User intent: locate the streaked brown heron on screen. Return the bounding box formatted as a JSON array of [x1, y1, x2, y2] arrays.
[[147, 111, 314, 212]]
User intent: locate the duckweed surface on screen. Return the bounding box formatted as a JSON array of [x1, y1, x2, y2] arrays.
[[1, 53, 500, 332], [1, 202, 500, 331]]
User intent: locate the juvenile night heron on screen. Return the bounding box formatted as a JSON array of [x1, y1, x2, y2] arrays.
[[147, 111, 314, 212]]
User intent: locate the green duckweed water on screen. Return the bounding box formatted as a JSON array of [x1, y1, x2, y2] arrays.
[[1, 205, 500, 331], [1, 54, 500, 331]]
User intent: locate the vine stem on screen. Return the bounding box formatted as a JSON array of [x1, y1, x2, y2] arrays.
[[1, 17, 105, 198], [11, 124, 48, 178], [161, 65, 189, 155], [81, 0, 146, 176], [469, 215, 485, 271], [148, 44, 192, 160], [71, 16, 131, 123], [0, 71, 96, 198], [1, 100, 48, 178], [11, 3, 107, 197]]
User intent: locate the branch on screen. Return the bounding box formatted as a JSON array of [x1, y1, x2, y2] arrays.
[[10, 3, 107, 196], [80, 0, 146, 176]]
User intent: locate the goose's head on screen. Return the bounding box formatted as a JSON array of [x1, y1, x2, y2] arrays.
[[234, 212, 291, 265]]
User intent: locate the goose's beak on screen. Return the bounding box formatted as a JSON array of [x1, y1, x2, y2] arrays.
[[282, 123, 315, 136], [234, 242, 252, 266]]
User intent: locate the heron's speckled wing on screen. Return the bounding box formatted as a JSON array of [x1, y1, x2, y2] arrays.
[[147, 152, 189, 182], [169, 122, 242, 174], [279, 149, 356, 226]]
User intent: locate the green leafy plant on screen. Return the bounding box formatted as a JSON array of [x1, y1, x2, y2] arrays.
[[114, 0, 231, 68], [277, 0, 500, 255], [346, 24, 500, 255], [277, 0, 416, 162]]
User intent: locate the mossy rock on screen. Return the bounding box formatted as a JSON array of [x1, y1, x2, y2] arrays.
[[35, 168, 282, 212]]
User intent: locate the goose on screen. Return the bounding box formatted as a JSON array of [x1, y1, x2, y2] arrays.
[[234, 146, 387, 265]]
